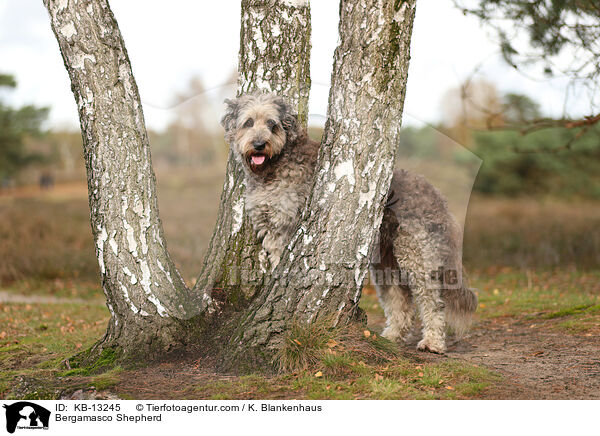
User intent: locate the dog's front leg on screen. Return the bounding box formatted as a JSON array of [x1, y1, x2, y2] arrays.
[[262, 231, 286, 270]]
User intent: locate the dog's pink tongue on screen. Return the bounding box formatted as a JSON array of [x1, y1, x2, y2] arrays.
[[252, 155, 266, 165]]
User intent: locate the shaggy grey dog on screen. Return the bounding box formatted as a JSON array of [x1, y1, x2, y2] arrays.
[[221, 92, 477, 354], [221, 93, 320, 268]]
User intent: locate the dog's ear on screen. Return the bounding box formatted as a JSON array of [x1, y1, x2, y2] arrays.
[[220, 98, 239, 137], [282, 111, 299, 143], [275, 97, 299, 143]]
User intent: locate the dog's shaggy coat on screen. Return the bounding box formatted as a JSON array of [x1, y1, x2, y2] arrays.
[[221, 93, 477, 354]]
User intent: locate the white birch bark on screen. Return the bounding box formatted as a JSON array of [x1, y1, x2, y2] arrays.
[[226, 0, 417, 366]]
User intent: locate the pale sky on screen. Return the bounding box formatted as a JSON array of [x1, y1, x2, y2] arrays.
[[0, 0, 591, 131]]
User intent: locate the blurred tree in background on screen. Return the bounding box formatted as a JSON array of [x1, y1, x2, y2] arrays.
[[148, 76, 227, 169], [440, 79, 503, 146], [501, 93, 541, 124], [0, 74, 49, 182], [164, 76, 221, 165], [404, 82, 600, 199], [472, 125, 600, 197], [454, 0, 600, 128]]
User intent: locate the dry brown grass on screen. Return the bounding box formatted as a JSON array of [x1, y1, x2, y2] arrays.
[[0, 165, 225, 285], [1, 169, 599, 287], [464, 196, 600, 270], [0, 196, 97, 283]]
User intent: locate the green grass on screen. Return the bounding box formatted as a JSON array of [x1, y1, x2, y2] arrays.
[[543, 304, 600, 319], [473, 269, 600, 317], [260, 320, 498, 399], [91, 366, 123, 390], [0, 281, 499, 400], [2, 268, 598, 399], [191, 356, 497, 400], [0, 297, 109, 399], [472, 269, 600, 333], [0, 302, 108, 363]]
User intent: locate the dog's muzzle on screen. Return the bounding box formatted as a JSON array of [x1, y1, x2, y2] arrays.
[[253, 141, 266, 151], [249, 141, 268, 169]]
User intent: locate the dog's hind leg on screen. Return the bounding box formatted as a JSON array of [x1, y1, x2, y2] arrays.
[[412, 280, 447, 354], [370, 266, 415, 342], [381, 285, 416, 342]]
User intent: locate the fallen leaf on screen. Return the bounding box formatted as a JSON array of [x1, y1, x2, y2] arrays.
[[363, 330, 371, 338], [326, 385, 331, 390], [0, 331, 6, 339], [374, 373, 383, 381], [445, 386, 454, 390], [418, 372, 424, 377], [314, 371, 323, 378], [326, 339, 338, 348]]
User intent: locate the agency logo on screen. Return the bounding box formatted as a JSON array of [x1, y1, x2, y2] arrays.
[[2, 402, 50, 434]]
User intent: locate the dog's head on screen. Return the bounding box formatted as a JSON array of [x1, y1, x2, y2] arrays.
[[221, 93, 299, 174]]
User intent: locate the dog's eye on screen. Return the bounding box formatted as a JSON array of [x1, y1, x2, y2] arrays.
[[266, 119, 277, 132], [243, 118, 254, 128]]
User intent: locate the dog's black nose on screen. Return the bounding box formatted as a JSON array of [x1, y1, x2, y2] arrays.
[[253, 141, 266, 151]]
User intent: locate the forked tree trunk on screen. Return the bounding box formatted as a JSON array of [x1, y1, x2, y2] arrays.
[[44, 0, 312, 363], [44, 0, 416, 370], [225, 0, 417, 366]]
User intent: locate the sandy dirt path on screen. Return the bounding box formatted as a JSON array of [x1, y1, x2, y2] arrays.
[[387, 316, 600, 399]]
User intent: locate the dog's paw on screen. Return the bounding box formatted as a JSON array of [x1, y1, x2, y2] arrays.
[[417, 337, 446, 354]]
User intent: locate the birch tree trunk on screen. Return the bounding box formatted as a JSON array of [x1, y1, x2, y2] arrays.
[[191, 0, 311, 306], [43, 0, 212, 363], [224, 0, 417, 367], [44, 0, 312, 364], [44, 0, 416, 371]]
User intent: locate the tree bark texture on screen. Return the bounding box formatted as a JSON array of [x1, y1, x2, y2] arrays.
[[44, 0, 417, 370], [226, 0, 417, 365], [238, 0, 311, 126], [192, 0, 312, 307], [44, 0, 313, 361], [43, 0, 210, 358]]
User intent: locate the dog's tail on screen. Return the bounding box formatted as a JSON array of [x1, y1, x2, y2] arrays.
[[442, 272, 478, 339]]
